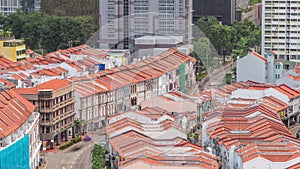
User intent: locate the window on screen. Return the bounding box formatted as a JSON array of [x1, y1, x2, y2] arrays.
[[46, 127, 50, 133], [130, 84, 137, 94], [3, 42, 9, 47], [46, 114, 50, 121], [131, 97, 137, 106], [41, 114, 45, 121], [275, 74, 281, 79], [275, 64, 281, 69], [45, 101, 50, 108]]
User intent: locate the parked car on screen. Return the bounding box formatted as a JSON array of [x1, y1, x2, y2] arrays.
[[83, 135, 91, 141]]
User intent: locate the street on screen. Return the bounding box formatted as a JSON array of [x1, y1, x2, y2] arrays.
[[203, 62, 236, 90], [45, 131, 106, 169]]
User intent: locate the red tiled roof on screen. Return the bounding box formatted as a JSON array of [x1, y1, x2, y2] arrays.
[[252, 52, 267, 62], [0, 90, 35, 138], [14, 79, 71, 94], [0, 78, 16, 89]]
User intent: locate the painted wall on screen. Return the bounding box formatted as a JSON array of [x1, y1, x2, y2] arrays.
[[0, 135, 30, 169], [237, 53, 267, 83]]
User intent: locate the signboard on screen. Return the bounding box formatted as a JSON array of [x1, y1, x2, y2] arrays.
[[97, 64, 105, 71]]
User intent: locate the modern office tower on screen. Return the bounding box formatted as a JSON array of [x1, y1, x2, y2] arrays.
[[99, 0, 193, 50], [0, 0, 40, 15], [193, 0, 236, 25], [262, 0, 300, 61]]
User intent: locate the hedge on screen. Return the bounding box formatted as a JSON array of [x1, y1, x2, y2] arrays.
[[59, 136, 82, 150]]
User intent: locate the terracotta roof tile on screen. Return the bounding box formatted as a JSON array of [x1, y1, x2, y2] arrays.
[[0, 90, 35, 138]]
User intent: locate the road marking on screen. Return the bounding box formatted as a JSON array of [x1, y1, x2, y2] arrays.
[[56, 166, 58, 168], [70, 165, 72, 168], [62, 167, 65, 169]]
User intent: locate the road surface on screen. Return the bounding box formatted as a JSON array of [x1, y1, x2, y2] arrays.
[[45, 131, 106, 169], [203, 62, 236, 90]]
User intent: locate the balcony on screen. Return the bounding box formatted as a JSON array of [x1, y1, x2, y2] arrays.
[[52, 98, 75, 111], [40, 120, 51, 126], [291, 27, 297, 31]]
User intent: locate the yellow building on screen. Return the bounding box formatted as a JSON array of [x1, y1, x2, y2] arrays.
[[0, 38, 27, 62]]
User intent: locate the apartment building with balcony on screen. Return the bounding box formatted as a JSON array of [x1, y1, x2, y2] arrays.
[[15, 79, 76, 149], [262, 0, 300, 61], [0, 90, 40, 169]]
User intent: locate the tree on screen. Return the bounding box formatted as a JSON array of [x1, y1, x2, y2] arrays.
[[0, 11, 96, 53], [41, 0, 99, 25], [2, 10, 25, 38], [74, 119, 83, 136], [21, 12, 45, 49], [75, 15, 98, 41], [208, 24, 234, 62], [197, 16, 219, 36], [92, 144, 106, 169], [40, 15, 85, 52], [196, 17, 261, 62], [194, 38, 211, 69]]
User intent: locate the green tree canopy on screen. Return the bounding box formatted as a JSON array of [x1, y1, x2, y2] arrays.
[[196, 17, 261, 62], [0, 11, 97, 53]]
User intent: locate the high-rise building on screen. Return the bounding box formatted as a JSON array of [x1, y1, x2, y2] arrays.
[[262, 0, 300, 61], [193, 0, 236, 25], [21, 0, 41, 12], [99, 0, 193, 50], [0, 0, 40, 16]]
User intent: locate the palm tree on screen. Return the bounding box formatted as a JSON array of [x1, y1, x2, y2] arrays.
[[74, 119, 82, 136]]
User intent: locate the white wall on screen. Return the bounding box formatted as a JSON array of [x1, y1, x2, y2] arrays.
[[237, 53, 267, 83]]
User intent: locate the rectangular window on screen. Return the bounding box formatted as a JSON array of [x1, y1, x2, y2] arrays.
[[3, 42, 9, 47], [46, 127, 50, 133], [131, 97, 137, 106]]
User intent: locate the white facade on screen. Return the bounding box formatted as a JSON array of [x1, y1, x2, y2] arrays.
[[262, 0, 300, 60], [237, 53, 267, 83], [237, 52, 285, 83], [26, 112, 41, 169]]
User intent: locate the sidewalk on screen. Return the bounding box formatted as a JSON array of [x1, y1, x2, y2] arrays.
[[38, 159, 48, 169], [43, 134, 86, 154]]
